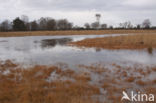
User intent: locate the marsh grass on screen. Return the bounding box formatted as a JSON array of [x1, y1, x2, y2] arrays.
[[147, 47, 153, 54], [0, 30, 156, 37], [0, 61, 100, 103], [1, 61, 156, 103], [71, 33, 156, 49]]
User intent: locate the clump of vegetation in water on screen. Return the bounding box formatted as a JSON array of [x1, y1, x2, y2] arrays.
[[147, 46, 153, 54]]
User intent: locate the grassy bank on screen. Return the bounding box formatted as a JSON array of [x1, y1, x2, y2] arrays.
[[0, 30, 156, 37], [70, 33, 156, 49]]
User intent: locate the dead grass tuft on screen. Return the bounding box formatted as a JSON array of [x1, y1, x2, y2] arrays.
[[136, 80, 146, 86], [125, 77, 136, 82]]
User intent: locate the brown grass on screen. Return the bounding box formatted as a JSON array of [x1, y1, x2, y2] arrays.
[[0, 30, 156, 37], [136, 80, 146, 86], [1, 61, 156, 103], [0, 61, 100, 103], [71, 33, 156, 49], [125, 77, 136, 82]]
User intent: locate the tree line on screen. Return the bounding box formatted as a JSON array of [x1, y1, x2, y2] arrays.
[[0, 15, 156, 32], [0, 15, 73, 31], [84, 19, 155, 30]]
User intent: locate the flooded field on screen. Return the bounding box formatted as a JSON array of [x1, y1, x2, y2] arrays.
[[0, 34, 156, 103], [0, 34, 155, 68]]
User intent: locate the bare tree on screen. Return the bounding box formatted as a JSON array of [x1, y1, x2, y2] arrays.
[[66, 22, 73, 30], [127, 21, 133, 29], [0, 16, 75, 31], [119, 21, 133, 29], [91, 22, 99, 29], [38, 17, 47, 30], [0, 20, 11, 31], [57, 19, 73, 30], [109, 25, 113, 29], [47, 19, 56, 30], [57, 19, 67, 30], [142, 19, 151, 29], [30, 20, 38, 31], [21, 15, 30, 30], [101, 24, 107, 29], [84, 23, 90, 29]]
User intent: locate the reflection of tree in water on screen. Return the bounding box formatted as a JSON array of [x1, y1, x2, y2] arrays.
[[41, 38, 72, 48]]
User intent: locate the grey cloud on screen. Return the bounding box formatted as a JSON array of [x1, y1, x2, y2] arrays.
[[20, 0, 123, 11], [20, 0, 156, 11], [0, 0, 156, 26]]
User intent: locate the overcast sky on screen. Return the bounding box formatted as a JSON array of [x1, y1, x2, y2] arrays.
[[0, 0, 156, 26]]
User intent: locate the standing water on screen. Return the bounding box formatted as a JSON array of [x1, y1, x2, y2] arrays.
[[0, 34, 155, 68]]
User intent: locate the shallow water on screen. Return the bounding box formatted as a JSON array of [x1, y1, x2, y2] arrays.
[[0, 34, 155, 68]]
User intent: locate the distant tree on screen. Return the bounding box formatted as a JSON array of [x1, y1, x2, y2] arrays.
[[109, 25, 113, 29], [101, 24, 107, 29], [151, 26, 156, 29], [1, 16, 75, 31], [30, 20, 38, 31], [12, 17, 26, 31], [39, 17, 47, 30], [57, 19, 72, 30], [136, 24, 141, 29], [84, 23, 90, 29], [25, 23, 30, 31], [119, 21, 133, 29], [73, 26, 84, 30], [119, 23, 123, 29], [66, 22, 73, 30], [46, 19, 57, 30], [142, 19, 151, 29], [21, 15, 30, 30], [127, 21, 133, 29], [0, 20, 11, 31], [91, 22, 99, 29]]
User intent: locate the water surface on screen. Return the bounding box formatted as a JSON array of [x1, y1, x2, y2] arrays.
[[0, 34, 155, 68]]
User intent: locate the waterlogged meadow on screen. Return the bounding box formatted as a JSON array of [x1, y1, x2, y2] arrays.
[[1, 60, 156, 103], [0, 33, 156, 103]]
